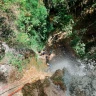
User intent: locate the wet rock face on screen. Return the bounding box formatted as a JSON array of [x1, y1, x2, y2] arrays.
[[51, 69, 66, 90], [22, 69, 66, 96]]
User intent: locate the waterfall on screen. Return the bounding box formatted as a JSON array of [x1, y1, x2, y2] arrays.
[[48, 54, 96, 96]]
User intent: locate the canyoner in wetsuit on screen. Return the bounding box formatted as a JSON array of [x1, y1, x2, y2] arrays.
[[46, 54, 51, 72]]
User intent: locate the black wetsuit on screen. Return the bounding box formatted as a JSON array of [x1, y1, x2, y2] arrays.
[[46, 55, 49, 65]]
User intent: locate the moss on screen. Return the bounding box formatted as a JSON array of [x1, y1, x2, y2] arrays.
[[43, 77, 50, 87], [22, 80, 47, 96], [51, 69, 66, 90]]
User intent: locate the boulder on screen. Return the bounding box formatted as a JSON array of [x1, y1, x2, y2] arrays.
[[22, 69, 66, 96], [0, 64, 18, 83]]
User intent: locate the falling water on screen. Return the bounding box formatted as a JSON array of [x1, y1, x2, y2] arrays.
[[50, 57, 86, 76], [48, 54, 96, 96]]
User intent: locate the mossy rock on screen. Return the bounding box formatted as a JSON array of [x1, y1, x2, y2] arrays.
[[22, 80, 47, 96], [51, 69, 66, 90]]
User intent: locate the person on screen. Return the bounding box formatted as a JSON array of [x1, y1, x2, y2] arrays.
[[46, 54, 50, 65], [45, 54, 52, 72]]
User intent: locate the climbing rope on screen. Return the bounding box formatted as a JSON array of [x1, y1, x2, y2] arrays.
[[0, 77, 39, 96]]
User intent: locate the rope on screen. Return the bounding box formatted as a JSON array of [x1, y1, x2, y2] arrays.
[[0, 83, 23, 96], [8, 87, 23, 96], [0, 77, 37, 96]]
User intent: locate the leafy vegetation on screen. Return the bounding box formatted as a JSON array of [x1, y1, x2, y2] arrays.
[[70, 29, 86, 57], [6, 52, 27, 71], [16, 0, 49, 51], [0, 0, 73, 51]]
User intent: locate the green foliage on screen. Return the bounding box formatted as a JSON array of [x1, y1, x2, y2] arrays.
[[6, 52, 26, 71], [70, 30, 86, 57], [1, 0, 73, 52], [86, 52, 96, 59], [16, 32, 29, 44], [71, 37, 85, 57], [17, 0, 48, 51], [51, 0, 72, 30], [92, 3, 96, 8], [73, 41, 85, 57], [70, 31, 80, 46], [64, 20, 74, 36], [0, 0, 49, 51], [0, 0, 13, 11]]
